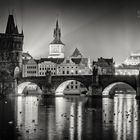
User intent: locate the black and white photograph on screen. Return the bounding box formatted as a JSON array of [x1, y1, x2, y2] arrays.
[[0, 0, 140, 140]]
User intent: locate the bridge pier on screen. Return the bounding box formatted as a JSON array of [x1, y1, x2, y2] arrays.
[[13, 79, 18, 94], [86, 74, 102, 97], [136, 72, 140, 99], [136, 87, 140, 99], [86, 85, 102, 97]]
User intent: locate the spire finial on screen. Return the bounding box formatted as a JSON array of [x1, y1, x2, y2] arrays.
[[56, 19, 59, 29], [5, 13, 18, 34]]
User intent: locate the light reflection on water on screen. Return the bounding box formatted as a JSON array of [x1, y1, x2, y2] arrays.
[[0, 93, 140, 140], [102, 94, 139, 140]]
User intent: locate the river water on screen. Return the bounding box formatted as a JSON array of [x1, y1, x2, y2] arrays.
[[0, 94, 140, 140]]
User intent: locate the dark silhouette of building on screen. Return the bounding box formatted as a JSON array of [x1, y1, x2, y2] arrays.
[[0, 14, 24, 76], [93, 57, 115, 75]]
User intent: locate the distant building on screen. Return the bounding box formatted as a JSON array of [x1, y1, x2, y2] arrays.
[[38, 58, 56, 76], [22, 56, 57, 77], [22, 58, 38, 77], [115, 65, 139, 75], [124, 51, 140, 65], [94, 57, 115, 75], [115, 51, 140, 75], [48, 20, 65, 59], [56, 57, 78, 75]]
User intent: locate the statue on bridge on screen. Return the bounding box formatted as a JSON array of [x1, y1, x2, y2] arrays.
[[45, 68, 52, 76], [44, 68, 52, 93], [92, 61, 98, 76]]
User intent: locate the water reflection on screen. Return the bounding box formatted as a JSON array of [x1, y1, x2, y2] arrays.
[[102, 94, 138, 140], [0, 93, 140, 140], [16, 96, 39, 139]]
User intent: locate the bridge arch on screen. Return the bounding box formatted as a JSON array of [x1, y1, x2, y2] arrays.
[[55, 80, 88, 96], [18, 82, 42, 95], [102, 82, 136, 97]]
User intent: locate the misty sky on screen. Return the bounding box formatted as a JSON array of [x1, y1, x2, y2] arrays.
[[0, 0, 140, 64]]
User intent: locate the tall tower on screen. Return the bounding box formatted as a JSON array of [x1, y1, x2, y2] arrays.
[[0, 14, 24, 76], [48, 20, 65, 58]]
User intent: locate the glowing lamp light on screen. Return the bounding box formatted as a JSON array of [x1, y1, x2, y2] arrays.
[[78, 70, 82, 74], [71, 70, 74, 74]]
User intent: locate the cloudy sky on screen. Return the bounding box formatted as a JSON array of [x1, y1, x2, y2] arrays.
[[0, 0, 140, 64]]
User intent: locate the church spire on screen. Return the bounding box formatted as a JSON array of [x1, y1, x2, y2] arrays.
[[51, 20, 64, 44], [5, 14, 19, 34], [53, 19, 61, 41], [56, 19, 59, 29]]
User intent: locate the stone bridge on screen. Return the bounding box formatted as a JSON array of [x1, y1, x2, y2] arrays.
[[17, 74, 140, 98]]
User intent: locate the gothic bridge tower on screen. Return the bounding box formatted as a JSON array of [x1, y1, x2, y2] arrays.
[[0, 14, 24, 77]]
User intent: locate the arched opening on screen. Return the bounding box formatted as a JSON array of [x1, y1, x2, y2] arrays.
[[18, 82, 42, 95], [14, 66, 20, 78], [102, 82, 136, 97], [55, 80, 88, 96]]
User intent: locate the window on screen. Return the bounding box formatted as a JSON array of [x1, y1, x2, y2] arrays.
[[71, 85, 73, 89], [76, 71, 78, 74], [67, 71, 69, 74], [66, 60, 70, 63], [75, 86, 78, 89], [62, 71, 65, 74]]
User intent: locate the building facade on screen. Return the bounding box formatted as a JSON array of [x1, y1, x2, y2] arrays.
[[56, 48, 92, 76], [115, 51, 140, 75], [38, 59, 56, 76], [22, 58, 38, 77], [124, 51, 140, 65]]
